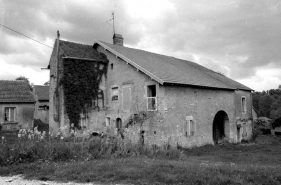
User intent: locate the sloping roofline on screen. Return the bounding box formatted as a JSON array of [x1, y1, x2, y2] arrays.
[[93, 40, 253, 91], [94, 40, 164, 84]]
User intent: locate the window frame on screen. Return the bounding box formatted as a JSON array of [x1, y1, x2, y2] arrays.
[[122, 85, 131, 111], [184, 116, 196, 137], [111, 86, 119, 101], [80, 113, 87, 129], [4, 107, 16, 122], [146, 84, 157, 111], [241, 96, 247, 114]]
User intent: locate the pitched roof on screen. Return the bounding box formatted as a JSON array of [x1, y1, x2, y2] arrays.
[[59, 40, 108, 61], [48, 39, 108, 69], [95, 41, 253, 91], [0, 80, 34, 103], [34, 85, 49, 101]]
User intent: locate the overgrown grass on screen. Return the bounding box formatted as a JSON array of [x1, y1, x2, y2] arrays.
[[0, 156, 281, 184], [0, 134, 182, 166], [1, 132, 281, 184]]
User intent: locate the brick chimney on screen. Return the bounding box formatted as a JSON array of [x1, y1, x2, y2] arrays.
[[113, 33, 123, 46]]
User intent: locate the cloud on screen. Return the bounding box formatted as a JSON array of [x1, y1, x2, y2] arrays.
[[0, 0, 280, 90]]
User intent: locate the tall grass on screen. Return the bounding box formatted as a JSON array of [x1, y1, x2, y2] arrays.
[[0, 127, 182, 166]]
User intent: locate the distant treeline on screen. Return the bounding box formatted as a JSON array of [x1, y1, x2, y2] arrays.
[[252, 89, 281, 121]]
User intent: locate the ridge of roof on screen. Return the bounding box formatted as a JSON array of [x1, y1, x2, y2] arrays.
[[94, 40, 253, 91]]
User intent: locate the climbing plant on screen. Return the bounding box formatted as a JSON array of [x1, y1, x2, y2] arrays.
[[59, 57, 108, 128]]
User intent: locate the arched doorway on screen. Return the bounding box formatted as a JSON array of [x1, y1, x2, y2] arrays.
[[213, 111, 229, 144], [116, 118, 122, 130]]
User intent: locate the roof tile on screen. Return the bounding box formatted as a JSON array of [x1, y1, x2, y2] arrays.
[[34, 85, 49, 101], [0, 80, 34, 103], [98, 41, 252, 91]]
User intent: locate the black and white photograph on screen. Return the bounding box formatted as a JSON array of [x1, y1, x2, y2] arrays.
[[0, 0, 281, 184]]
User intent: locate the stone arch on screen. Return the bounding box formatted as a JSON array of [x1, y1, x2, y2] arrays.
[[116, 118, 122, 130], [213, 110, 229, 144]]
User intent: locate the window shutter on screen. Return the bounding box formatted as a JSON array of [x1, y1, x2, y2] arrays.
[[122, 86, 131, 111]]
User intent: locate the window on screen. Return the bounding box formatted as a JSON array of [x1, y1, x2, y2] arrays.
[[111, 63, 113, 69], [80, 114, 87, 129], [106, 117, 111, 126], [39, 105, 49, 110], [241, 97, 246, 113], [111, 87, 119, 101], [184, 116, 196, 136], [4, 107, 16, 122], [147, 85, 157, 111], [122, 86, 131, 111]]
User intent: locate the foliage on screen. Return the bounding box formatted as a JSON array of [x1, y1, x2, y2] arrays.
[[252, 88, 281, 122], [43, 81, 50, 86], [59, 58, 107, 128], [0, 126, 181, 166], [15, 76, 33, 91]]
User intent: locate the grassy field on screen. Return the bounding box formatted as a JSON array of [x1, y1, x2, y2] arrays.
[[0, 135, 281, 185]]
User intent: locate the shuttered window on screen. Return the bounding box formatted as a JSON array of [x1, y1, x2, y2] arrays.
[[122, 86, 131, 111]]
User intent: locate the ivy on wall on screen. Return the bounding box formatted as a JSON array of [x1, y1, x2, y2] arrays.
[[59, 58, 108, 128]]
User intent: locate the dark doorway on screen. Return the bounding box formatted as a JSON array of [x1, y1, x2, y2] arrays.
[[213, 111, 229, 144], [116, 118, 122, 130]]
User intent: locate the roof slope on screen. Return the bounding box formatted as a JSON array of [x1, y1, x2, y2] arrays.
[[34, 85, 49, 101], [59, 40, 107, 61], [0, 80, 34, 103], [48, 39, 108, 68], [96, 41, 252, 91]]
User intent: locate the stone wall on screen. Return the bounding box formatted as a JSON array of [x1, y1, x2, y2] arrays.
[[96, 45, 253, 148], [96, 46, 158, 133]]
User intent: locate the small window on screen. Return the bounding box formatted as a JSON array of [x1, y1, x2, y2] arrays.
[[147, 85, 157, 111], [39, 105, 49, 110], [184, 116, 196, 136], [111, 63, 113, 69], [80, 114, 87, 129], [112, 87, 119, 101], [241, 97, 246, 113], [4, 107, 16, 122], [106, 117, 111, 126]]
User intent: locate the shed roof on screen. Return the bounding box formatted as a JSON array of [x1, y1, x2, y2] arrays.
[[0, 80, 34, 103], [95, 41, 253, 91], [34, 85, 49, 101]]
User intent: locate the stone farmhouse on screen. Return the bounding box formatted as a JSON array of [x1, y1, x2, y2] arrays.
[[48, 32, 253, 148], [0, 80, 34, 131]]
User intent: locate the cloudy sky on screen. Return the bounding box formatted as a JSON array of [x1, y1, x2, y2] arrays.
[[0, 0, 280, 91]]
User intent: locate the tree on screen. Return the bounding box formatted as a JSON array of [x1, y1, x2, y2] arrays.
[[258, 95, 273, 117], [270, 107, 281, 121], [252, 92, 261, 111], [44, 81, 50, 86], [15, 76, 33, 91]]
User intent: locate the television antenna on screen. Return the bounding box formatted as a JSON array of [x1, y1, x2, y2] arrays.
[[106, 12, 115, 35]]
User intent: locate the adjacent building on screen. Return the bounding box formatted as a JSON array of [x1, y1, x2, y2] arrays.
[[33, 85, 49, 124], [0, 80, 34, 131]]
